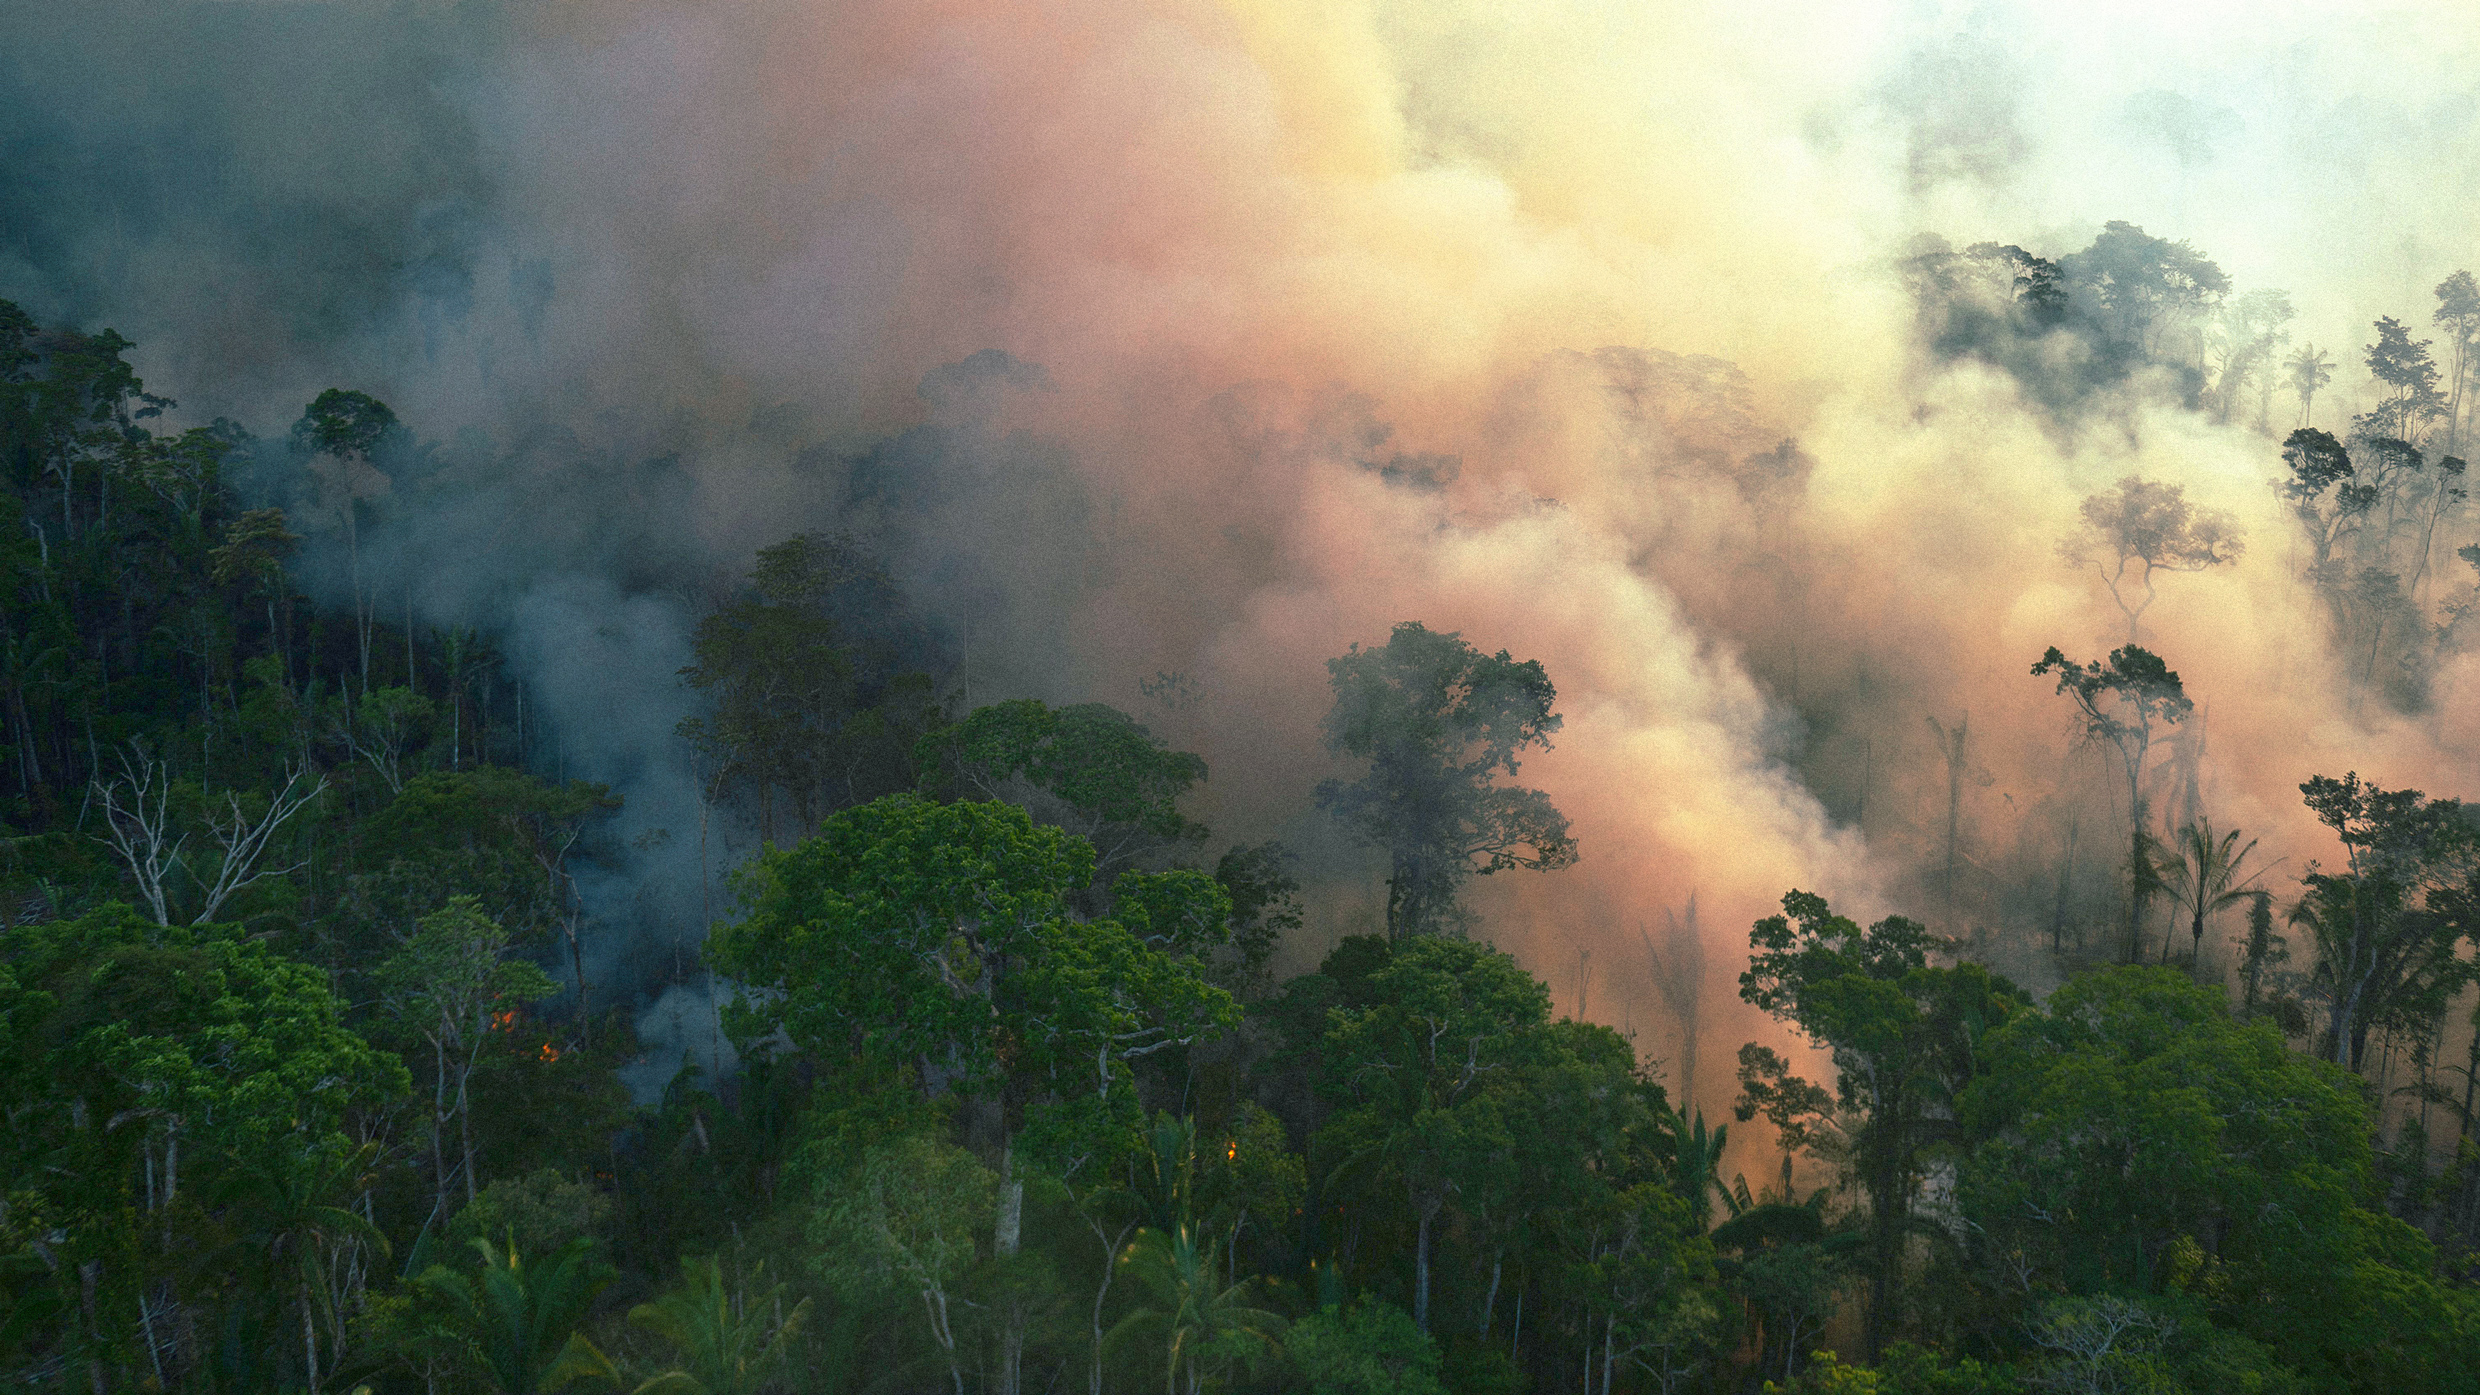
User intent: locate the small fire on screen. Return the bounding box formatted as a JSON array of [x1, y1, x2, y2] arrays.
[[539, 1043, 562, 1063], [490, 1010, 519, 1030], [1227, 1141, 1237, 1162]]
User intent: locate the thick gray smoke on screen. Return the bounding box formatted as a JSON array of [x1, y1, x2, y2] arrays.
[[8, 0, 2480, 1116]]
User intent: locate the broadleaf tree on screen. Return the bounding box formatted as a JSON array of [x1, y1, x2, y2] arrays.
[[1315, 622, 1577, 938], [1735, 890, 2028, 1361]]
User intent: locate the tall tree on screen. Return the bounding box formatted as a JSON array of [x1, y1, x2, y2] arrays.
[[1320, 936, 1551, 1332], [2288, 342, 2335, 426], [2053, 219, 2232, 369], [2143, 817, 2262, 974], [2059, 221, 2229, 362], [376, 896, 560, 1223], [2055, 476, 2243, 642], [2360, 317, 2447, 447], [1923, 715, 1992, 930], [1736, 890, 2027, 1360], [2032, 646, 2195, 961], [2236, 889, 2291, 1024], [2435, 271, 2480, 454], [1641, 896, 1706, 1113], [2290, 773, 2478, 1073], [350, 767, 618, 1031], [2408, 452, 2469, 602], [678, 534, 938, 845], [2280, 427, 2375, 602], [1315, 622, 1578, 938], [2210, 288, 2294, 426], [708, 795, 1237, 1395], [291, 389, 401, 691]]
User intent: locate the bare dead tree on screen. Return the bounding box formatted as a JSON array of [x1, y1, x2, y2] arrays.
[[192, 762, 325, 923], [91, 746, 186, 924], [98, 747, 325, 925]]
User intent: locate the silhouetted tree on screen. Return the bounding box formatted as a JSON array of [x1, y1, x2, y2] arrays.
[[2435, 271, 2480, 453], [2236, 889, 2290, 1023], [1737, 891, 2027, 1361], [679, 534, 938, 844], [2060, 221, 2229, 362], [291, 389, 401, 690], [2409, 453, 2468, 602], [2279, 428, 2374, 600], [2056, 476, 2241, 642], [2033, 646, 2193, 961], [2289, 773, 2478, 1074], [2288, 342, 2335, 426], [2144, 818, 2262, 974], [1315, 622, 1578, 937], [2359, 317, 2446, 446], [2210, 288, 2293, 426]]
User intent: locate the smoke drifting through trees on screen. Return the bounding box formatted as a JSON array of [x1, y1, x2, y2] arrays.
[[8, 0, 2480, 1119]]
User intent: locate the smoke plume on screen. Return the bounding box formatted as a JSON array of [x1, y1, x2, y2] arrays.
[[8, 0, 2480, 1112]]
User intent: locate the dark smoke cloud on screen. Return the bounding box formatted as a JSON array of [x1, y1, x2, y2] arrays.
[[8, 0, 2480, 1120]]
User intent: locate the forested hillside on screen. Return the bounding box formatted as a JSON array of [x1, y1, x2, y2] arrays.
[[5, 262, 2480, 1395]]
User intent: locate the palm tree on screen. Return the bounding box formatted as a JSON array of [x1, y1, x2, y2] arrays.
[[2146, 818, 2263, 974], [221, 1140, 390, 1395], [2289, 343, 2335, 426], [409, 1234, 619, 1394], [1105, 1226, 1285, 1395], [628, 1255, 811, 1395], [1664, 1105, 1745, 1232]]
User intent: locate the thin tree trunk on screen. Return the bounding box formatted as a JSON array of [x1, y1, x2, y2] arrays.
[[994, 1142, 1024, 1395], [1479, 1251, 1501, 1338], [137, 1283, 166, 1391], [431, 1034, 453, 1224], [2054, 820, 2079, 952], [1414, 1204, 1433, 1333], [302, 1276, 321, 1395], [1088, 1218, 1132, 1395], [81, 1259, 106, 1395], [2460, 1015, 2480, 1145], [458, 1060, 479, 1205], [926, 1287, 965, 1395], [2128, 825, 2149, 963], [567, 911, 590, 1049]]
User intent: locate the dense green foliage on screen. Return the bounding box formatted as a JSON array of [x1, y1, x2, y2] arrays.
[[3, 267, 2479, 1395]]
